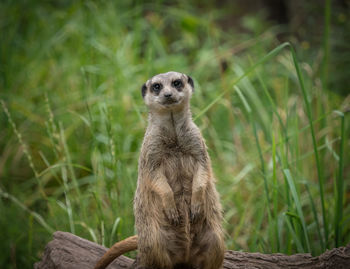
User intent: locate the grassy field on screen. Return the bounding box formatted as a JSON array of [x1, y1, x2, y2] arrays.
[[1, 1, 349, 268]]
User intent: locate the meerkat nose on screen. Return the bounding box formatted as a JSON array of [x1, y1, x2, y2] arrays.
[[164, 93, 172, 98]]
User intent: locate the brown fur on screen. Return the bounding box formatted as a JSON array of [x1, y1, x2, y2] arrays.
[[94, 72, 225, 269], [94, 235, 137, 269]]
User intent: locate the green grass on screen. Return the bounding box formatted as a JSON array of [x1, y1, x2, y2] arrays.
[[0, 1, 349, 268]]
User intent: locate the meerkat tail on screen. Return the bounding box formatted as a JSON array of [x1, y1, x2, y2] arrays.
[[94, 235, 138, 269]]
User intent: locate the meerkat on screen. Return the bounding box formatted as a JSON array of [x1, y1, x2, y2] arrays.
[[94, 71, 225, 269]]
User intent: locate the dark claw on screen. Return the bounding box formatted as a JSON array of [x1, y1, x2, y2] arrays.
[[190, 203, 202, 224]]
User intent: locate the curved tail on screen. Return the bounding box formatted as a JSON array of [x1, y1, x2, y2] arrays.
[[94, 235, 138, 269]]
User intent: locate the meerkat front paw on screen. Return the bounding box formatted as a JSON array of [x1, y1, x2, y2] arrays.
[[190, 202, 203, 223], [164, 207, 180, 226]]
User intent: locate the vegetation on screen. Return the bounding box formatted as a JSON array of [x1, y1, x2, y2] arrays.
[[0, 1, 349, 268]]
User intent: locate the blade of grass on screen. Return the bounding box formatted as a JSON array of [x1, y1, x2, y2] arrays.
[[284, 212, 304, 253], [249, 202, 265, 252], [101, 220, 105, 247], [334, 110, 345, 247], [272, 133, 280, 252], [255, 68, 286, 134], [76, 221, 98, 243], [59, 122, 81, 199], [61, 166, 75, 234], [283, 169, 311, 253], [37, 162, 92, 178], [109, 217, 121, 247], [305, 182, 324, 250]]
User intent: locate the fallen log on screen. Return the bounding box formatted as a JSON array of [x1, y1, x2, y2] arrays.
[[34, 231, 350, 269]]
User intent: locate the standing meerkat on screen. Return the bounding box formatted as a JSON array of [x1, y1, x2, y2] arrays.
[[94, 71, 225, 269]]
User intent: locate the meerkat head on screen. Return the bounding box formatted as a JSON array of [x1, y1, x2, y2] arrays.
[[141, 71, 194, 112]]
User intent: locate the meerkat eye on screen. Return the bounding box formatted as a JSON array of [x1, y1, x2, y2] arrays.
[[151, 83, 162, 94], [172, 79, 183, 90]]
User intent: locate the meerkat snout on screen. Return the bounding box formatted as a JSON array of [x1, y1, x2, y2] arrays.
[[162, 88, 175, 104], [163, 92, 172, 98]]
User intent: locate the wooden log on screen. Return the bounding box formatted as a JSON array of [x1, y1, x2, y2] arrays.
[[34, 231, 350, 269], [34, 231, 133, 269]]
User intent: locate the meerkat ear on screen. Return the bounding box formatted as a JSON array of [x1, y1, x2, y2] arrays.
[[187, 75, 194, 91], [141, 84, 147, 98]]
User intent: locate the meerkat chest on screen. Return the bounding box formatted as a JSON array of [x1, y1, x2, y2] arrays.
[[143, 123, 205, 195], [162, 151, 196, 201], [159, 135, 202, 194]]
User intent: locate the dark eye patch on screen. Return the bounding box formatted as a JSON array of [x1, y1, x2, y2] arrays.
[[151, 83, 163, 95], [172, 79, 183, 90]]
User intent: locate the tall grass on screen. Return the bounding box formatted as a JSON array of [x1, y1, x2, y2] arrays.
[[0, 1, 349, 268], [334, 111, 346, 247]]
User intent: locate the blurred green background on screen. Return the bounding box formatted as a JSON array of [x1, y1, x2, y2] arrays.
[[1, 0, 349, 268]]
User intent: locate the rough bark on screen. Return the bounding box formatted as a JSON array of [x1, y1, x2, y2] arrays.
[[34, 231, 350, 269]]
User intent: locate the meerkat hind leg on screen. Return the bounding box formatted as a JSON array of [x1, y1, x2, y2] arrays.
[[190, 227, 225, 269]]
